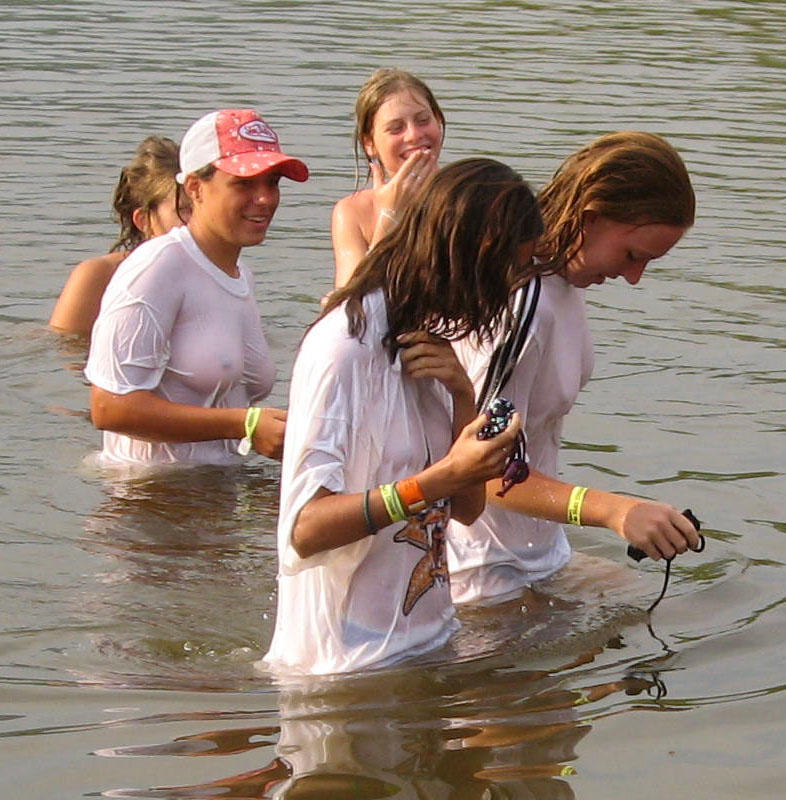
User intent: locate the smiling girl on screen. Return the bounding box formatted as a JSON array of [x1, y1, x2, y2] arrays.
[[448, 131, 702, 606], [84, 109, 308, 467], [331, 68, 445, 288]]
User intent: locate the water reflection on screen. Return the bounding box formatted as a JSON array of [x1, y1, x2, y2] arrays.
[[72, 465, 281, 688], [93, 645, 674, 799]]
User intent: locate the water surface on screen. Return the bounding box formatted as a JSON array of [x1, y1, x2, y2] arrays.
[[2, 1, 785, 797]]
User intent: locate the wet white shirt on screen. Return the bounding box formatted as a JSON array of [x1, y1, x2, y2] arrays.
[[84, 226, 275, 466], [448, 273, 594, 604], [262, 289, 458, 676]]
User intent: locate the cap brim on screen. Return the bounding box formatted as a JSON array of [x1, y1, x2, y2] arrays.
[[215, 152, 309, 182]]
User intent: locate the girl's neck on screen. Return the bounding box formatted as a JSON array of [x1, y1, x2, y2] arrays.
[[187, 221, 241, 277]]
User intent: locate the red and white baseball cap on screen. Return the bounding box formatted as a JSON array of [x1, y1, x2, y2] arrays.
[[176, 109, 309, 184]]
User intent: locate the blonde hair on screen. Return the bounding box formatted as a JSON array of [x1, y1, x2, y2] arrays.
[[111, 136, 180, 252], [352, 68, 445, 187], [537, 131, 695, 268]]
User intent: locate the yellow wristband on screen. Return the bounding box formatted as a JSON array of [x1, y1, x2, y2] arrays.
[[238, 407, 262, 455], [567, 486, 588, 526], [379, 483, 408, 523]]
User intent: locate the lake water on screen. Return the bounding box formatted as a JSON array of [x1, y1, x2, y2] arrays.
[[2, 1, 785, 797]]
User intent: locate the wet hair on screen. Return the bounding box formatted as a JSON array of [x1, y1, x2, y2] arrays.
[[352, 67, 446, 188], [537, 131, 696, 269], [110, 136, 181, 252], [321, 158, 546, 358]]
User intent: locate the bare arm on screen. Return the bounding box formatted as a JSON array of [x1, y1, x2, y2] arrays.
[[331, 196, 378, 289], [90, 386, 286, 459], [49, 252, 126, 336], [291, 332, 523, 559], [487, 467, 701, 561], [292, 411, 520, 559]]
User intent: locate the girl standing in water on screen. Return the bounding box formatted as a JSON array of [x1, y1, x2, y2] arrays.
[[263, 158, 547, 676], [50, 136, 188, 337], [331, 68, 444, 288], [85, 109, 308, 466], [448, 131, 702, 606]]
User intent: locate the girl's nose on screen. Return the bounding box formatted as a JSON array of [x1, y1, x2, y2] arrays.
[[622, 261, 648, 285]]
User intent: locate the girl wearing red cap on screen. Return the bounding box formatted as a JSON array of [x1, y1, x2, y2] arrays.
[[84, 109, 308, 467], [331, 68, 444, 289]]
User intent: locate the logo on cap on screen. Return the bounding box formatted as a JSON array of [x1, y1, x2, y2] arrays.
[[238, 120, 278, 144]]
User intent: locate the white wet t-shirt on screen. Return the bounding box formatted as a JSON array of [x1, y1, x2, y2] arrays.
[[84, 226, 275, 466], [448, 273, 595, 604], [262, 289, 458, 677]]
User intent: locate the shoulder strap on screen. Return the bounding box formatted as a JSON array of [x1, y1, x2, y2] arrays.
[[476, 276, 541, 412]]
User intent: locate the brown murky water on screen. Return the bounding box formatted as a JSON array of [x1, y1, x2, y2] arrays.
[[2, 1, 785, 797]]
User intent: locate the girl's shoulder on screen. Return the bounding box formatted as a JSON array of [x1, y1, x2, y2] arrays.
[[302, 290, 387, 366], [332, 187, 375, 221]]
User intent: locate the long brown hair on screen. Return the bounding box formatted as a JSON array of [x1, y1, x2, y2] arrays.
[[321, 158, 546, 358], [537, 131, 695, 269], [352, 68, 445, 188], [111, 136, 181, 252]]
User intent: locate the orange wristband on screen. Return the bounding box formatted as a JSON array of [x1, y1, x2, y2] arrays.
[[396, 478, 427, 515]]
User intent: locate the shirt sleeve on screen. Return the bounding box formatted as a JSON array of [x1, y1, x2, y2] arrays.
[[84, 254, 182, 395], [277, 318, 381, 575]]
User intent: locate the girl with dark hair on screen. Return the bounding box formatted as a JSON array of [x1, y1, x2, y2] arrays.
[[50, 136, 188, 336], [448, 131, 702, 606], [262, 158, 549, 676]]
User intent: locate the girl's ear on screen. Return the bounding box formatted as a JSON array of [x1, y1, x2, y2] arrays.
[[183, 173, 201, 204], [362, 136, 376, 163], [131, 207, 149, 236]]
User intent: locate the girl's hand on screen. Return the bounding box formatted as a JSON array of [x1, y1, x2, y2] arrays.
[[252, 407, 288, 460], [445, 411, 522, 489], [616, 499, 702, 561], [373, 148, 439, 220], [397, 331, 474, 402]]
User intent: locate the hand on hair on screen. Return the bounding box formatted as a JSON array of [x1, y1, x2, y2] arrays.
[[396, 331, 474, 402]]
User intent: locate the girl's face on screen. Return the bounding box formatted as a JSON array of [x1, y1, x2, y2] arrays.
[[565, 212, 687, 288], [363, 89, 443, 179], [189, 169, 281, 250]]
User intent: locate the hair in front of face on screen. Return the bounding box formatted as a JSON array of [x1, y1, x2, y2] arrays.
[[321, 158, 546, 358], [352, 67, 446, 188], [111, 136, 181, 252], [537, 130, 696, 269]]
